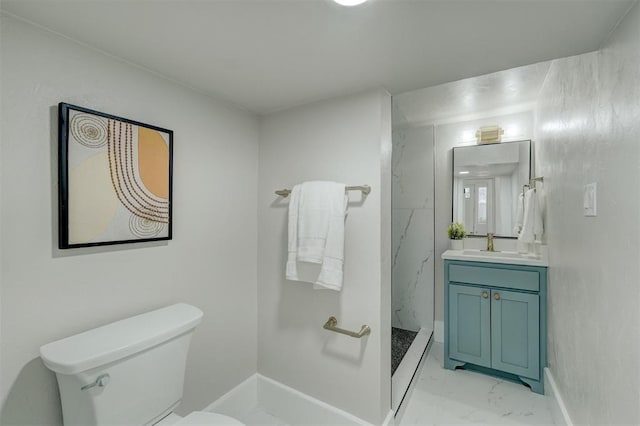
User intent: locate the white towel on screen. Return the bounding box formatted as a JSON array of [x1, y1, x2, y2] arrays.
[[518, 188, 543, 243], [286, 181, 348, 291], [513, 192, 524, 236]]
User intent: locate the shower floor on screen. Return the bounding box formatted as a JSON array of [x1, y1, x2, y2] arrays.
[[392, 327, 418, 375]]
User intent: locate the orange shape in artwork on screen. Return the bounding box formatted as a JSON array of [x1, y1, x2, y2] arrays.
[[138, 127, 169, 199]]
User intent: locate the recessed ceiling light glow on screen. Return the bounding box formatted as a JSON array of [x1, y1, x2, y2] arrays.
[[333, 0, 369, 6], [459, 171, 470, 175]]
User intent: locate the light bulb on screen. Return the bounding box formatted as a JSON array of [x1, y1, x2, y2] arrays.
[[333, 0, 369, 6]]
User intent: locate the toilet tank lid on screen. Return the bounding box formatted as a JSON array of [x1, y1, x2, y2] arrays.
[[40, 303, 203, 375]]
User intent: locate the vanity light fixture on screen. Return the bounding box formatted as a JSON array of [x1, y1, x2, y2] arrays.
[[476, 125, 504, 144], [459, 171, 470, 175], [333, 0, 369, 6]]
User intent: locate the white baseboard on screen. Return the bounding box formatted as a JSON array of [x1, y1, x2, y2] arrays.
[[434, 320, 444, 343], [204, 374, 258, 418], [256, 374, 372, 425], [381, 410, 394, 426], [544, 368, 573, 426], [205, 373, 376, 425]]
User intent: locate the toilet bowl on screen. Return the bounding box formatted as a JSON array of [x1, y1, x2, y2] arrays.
[[40, 303, 245, 426]]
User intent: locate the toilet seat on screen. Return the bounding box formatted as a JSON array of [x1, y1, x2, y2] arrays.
[[175, 411, 245, 426]]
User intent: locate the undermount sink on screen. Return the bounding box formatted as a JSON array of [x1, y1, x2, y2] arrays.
[[442, 248, 548, 266], [462, 249, 528, 259]]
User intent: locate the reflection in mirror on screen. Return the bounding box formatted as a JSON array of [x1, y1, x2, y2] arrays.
[[452, 140, 531, 238]]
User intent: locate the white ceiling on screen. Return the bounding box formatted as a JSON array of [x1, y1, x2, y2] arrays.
[[393, 60, 551, 127], [1, 0, 634, 115]]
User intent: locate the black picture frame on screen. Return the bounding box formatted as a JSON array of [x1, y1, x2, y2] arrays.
[[58, 103, 173, 249]]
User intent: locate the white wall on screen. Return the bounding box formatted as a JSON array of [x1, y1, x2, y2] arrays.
[[0, 14, 5, 423], [534, 2, 640, 424], [0, 15, 259, 425], [391, 125, 434, 333], [434, 111, 534, 320], [257, 90, 392, 424]]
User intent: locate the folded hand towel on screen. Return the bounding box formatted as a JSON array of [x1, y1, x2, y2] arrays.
[[518, 188, 543, 243], [286, 184, 303, 281], [513, 192, 524, 236], [286, 181, 348, 291]]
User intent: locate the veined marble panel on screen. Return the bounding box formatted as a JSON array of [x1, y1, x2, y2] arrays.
[[392, 207, 434, 331], [392, 126, 434, 209]]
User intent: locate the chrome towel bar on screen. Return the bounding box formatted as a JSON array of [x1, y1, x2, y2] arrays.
[[522, 176, 544, 195], [275, 185, 371, 198], [323, 316, 371, 338], [522, 176, 544, 212]]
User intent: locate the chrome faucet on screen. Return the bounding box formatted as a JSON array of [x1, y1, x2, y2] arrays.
[[486, 233, 495, 252]]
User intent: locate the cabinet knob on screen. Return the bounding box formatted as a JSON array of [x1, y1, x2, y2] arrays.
[[482, 292, 488, 299], [493, 293, 500, 300]]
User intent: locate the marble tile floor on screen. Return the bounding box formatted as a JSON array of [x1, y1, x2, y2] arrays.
[[214, 342, 554, 426], [398, 343, 556, 425]]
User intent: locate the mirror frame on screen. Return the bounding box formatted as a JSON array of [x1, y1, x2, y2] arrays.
[[451, 139, 532, 239]]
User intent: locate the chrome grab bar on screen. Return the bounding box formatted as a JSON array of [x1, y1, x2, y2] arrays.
[[323, 316, 371, 338]]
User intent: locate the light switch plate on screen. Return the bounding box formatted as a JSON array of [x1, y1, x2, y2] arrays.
[[584, 182, 597, 216]]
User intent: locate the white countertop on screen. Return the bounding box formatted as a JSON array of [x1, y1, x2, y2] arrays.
[[442, 248, 549, 267]]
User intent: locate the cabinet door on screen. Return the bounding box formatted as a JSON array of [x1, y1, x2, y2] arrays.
[[491, 289, 540, 379], [449, 284, 491, 368]]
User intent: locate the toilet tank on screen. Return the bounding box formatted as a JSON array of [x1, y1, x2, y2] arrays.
[[40, 303, 203, 426]]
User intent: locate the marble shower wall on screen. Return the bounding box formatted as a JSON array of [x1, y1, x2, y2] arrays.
[[534, 2, 640, 424], [392, 125, 434, 332]]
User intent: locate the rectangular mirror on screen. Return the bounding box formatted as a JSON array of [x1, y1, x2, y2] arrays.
[[452, 140, 531, 238]]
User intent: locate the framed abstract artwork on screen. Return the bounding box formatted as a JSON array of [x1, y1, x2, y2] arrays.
[[58, 103, 173, 249]]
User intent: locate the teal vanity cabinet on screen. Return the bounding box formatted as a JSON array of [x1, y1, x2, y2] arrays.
[[444, 259, 547, 394]]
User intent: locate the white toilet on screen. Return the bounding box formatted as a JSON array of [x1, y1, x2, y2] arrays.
[[40, 303, 244, 426]]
